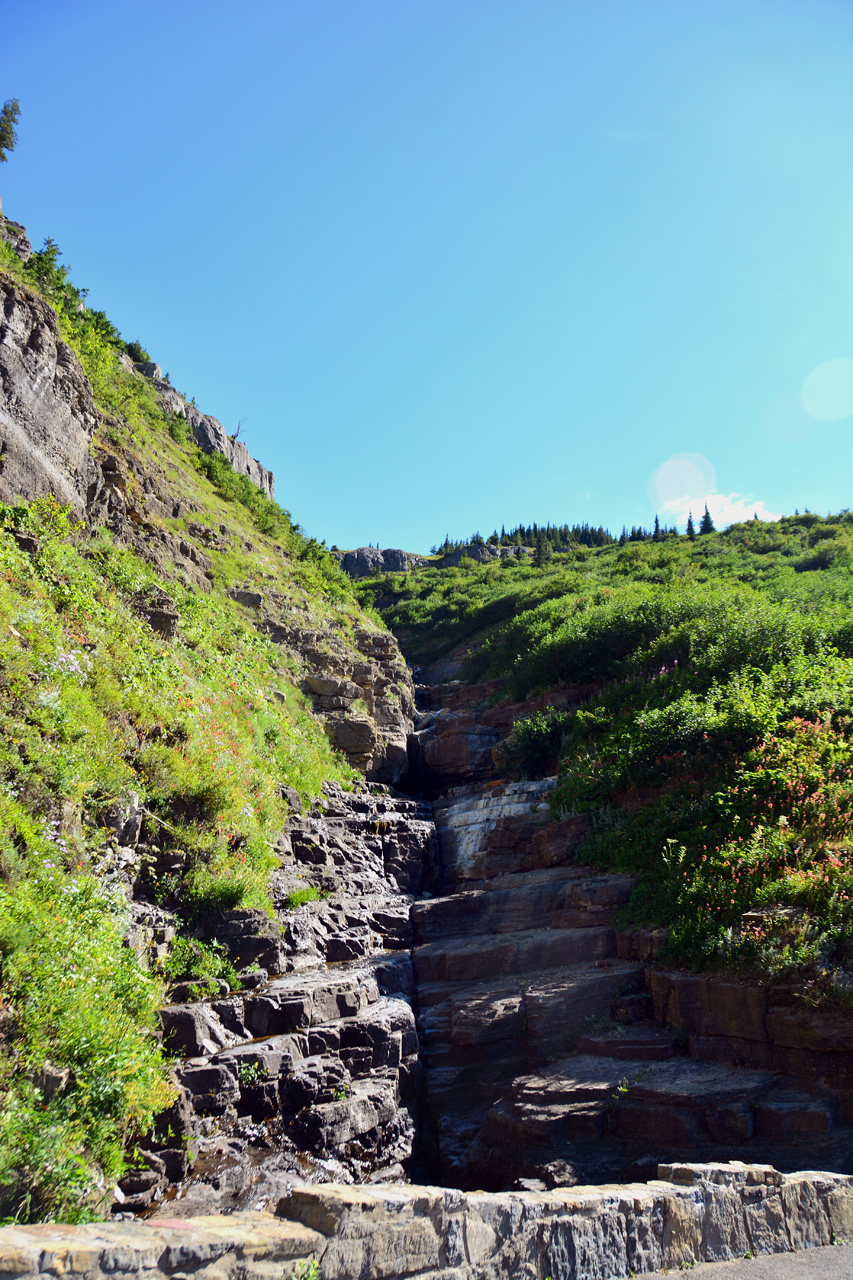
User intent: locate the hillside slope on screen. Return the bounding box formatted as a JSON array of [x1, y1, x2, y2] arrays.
[[358, 513, 853, 989], [0, 215, 415, 1219]]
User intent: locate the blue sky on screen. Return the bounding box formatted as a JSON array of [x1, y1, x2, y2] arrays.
[[2, 0, 851, 552]]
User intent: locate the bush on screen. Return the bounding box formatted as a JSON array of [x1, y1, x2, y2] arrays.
[[125, 339, 151, 363], [0, 825, 173, 1221], [161, 936, 237, 991], [496, 708, 573, 779]]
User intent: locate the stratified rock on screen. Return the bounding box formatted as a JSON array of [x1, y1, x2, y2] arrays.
[[0, 277, 100, 513], [4, 1165, 853, 1279]]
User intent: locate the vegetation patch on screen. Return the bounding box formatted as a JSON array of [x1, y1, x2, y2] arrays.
[[363, 514, 853, 1000]]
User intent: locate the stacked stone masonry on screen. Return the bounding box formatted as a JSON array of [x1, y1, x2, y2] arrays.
[[3, 1165, 852, 1280]]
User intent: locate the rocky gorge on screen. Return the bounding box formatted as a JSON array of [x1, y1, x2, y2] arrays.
[[1, 209, 852, 1277]]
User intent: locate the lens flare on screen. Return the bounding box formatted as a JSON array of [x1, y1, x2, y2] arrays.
[[647, 453, 716, 510], [800, 359, 853, 422]]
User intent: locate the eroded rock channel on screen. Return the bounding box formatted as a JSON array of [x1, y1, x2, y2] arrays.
[[119, 656, 853, 1218]]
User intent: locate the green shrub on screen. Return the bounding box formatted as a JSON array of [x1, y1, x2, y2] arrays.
[[0, 813, 173, 1221], [161, 936, 237, 990], [496, 708, 573, 779], [284, 885, 323, 909]]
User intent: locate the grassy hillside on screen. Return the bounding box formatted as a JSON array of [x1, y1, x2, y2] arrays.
[[0, 235, 376, 1220], [360, 519, 853, 1002]]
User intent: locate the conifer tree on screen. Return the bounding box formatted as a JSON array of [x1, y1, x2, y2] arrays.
[[0, 98, 20, 165], [686, 512, 696, 541], [699, 504, 715, 535]]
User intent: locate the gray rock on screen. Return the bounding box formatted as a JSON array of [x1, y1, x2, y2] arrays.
[[333, 547, 429, 578], [177, 1061, 240, 1115], [186, 405, 275, 499], [0, 277, 100, 514], [0, 214, 32, 261], [159, 1002, 245, 1057], [228, 587, 264, 609]]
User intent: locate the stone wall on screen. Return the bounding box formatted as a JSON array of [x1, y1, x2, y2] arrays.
[[2, 1164, 851, 1280]]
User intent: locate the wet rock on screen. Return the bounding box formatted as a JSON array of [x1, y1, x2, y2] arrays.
[[159, 1002, 245, 1057]]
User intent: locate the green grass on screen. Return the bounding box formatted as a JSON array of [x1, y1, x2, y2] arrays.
[[0, 493, 365, 1218], [283, 885, 324, 909]]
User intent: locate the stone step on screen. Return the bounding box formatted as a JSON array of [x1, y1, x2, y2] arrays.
[[412, 872, 634, 943], [413, 924, 616, 986], [575, 1022, 680, 1061], [477, 1053, 842, 1157], [242, 965, 381, 1037], [418, 961, 646, 1085]]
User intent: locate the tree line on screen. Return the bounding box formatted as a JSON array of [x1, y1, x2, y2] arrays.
[[431, 505, 716, 556]]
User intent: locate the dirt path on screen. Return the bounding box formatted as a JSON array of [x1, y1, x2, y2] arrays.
[[645, 1241, 853, 1278]]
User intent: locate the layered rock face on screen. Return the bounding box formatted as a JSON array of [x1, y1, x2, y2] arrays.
[[121, 783, 439, 1215], [263, 620, 415, 783], [406, 672, 853, 1192], [0, 214, 32, 261], [0, 276, 100, 513], [410, 677, 586, 794]]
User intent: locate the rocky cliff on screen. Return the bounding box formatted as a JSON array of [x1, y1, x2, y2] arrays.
[[131, 360, 275, 501], [0, 275, 100, 514]]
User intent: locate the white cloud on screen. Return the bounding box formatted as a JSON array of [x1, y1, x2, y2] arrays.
[[658, 491, 783, 530]]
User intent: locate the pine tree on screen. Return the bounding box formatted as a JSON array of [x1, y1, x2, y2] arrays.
[[686, 512, 696, 541], [699, 504, 715, 535], [0, 99, 20, 165], [653, 514, 661, 541]]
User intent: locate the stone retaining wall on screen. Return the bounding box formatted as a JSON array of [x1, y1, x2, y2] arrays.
[[2, 1163, 850, 1280]]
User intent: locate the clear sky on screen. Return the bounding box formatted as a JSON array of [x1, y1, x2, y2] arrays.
[[2, 1, 851, 552]]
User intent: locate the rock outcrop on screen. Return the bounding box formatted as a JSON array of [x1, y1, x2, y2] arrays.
[[0, 213, 32, 261], [401, 667, 853, 1191], [122, 784, 439, 1215], [333, 547, 429, 577], [0, 276, 100, 513], [5, 1164, 853, 1280], [131, 362, 275, 500], [409, 677, 586, 794], [262, 620, 415, 783]]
